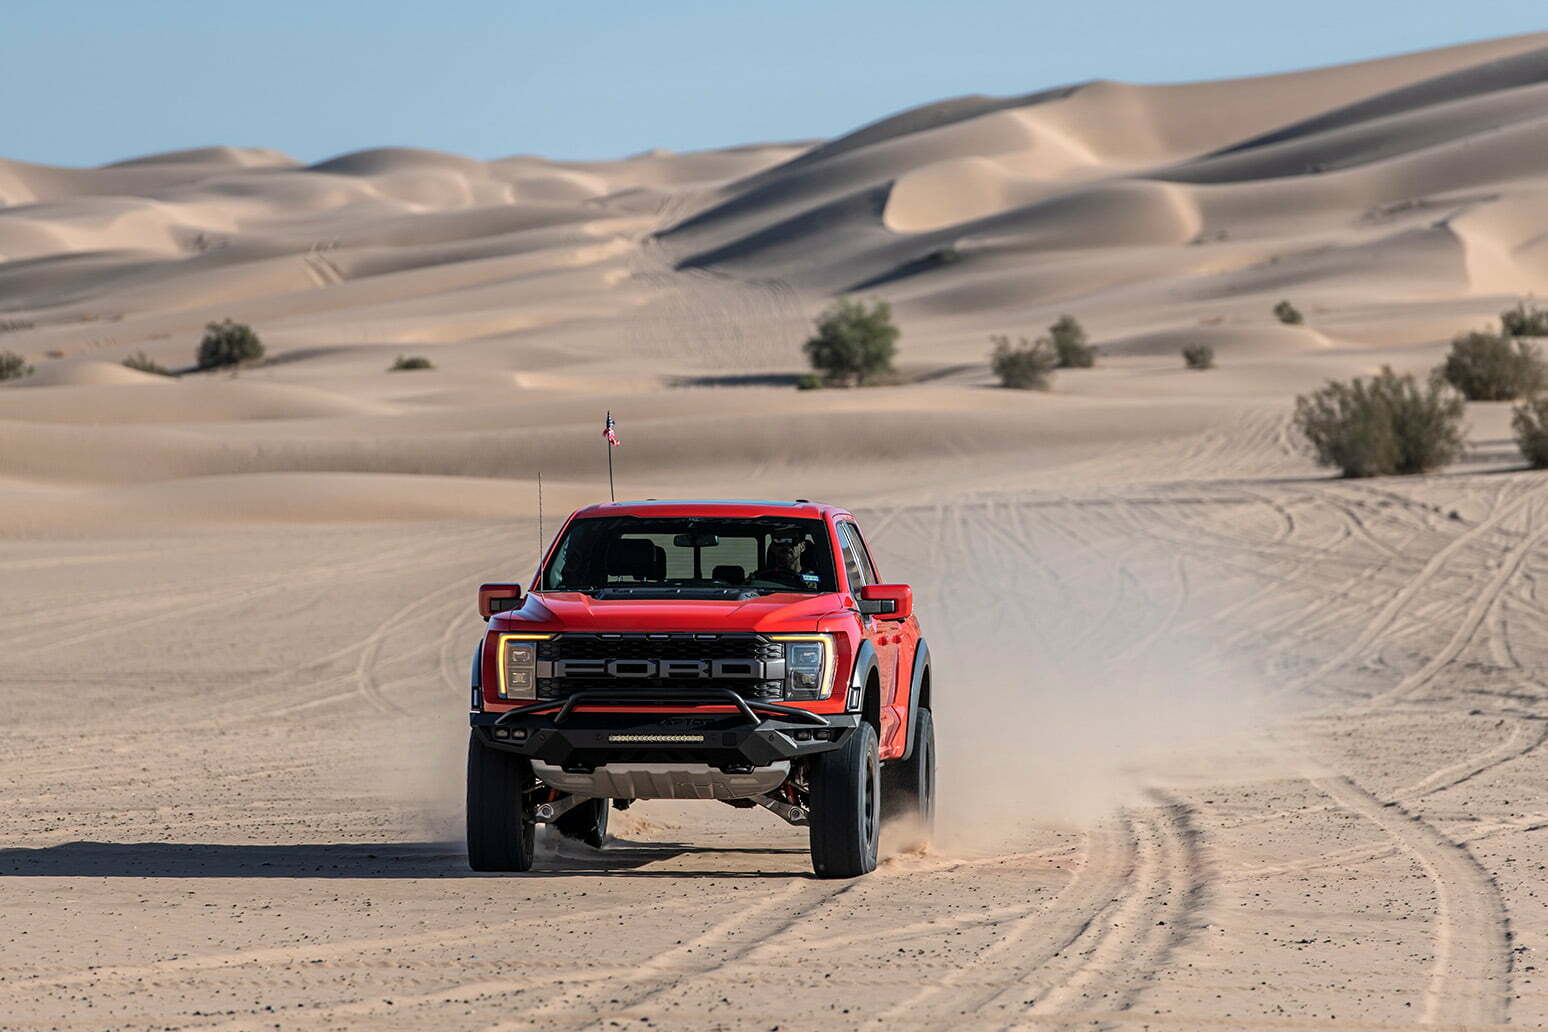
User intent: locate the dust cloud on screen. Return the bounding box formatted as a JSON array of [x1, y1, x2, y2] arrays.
[[927, 558, 1280, 852]]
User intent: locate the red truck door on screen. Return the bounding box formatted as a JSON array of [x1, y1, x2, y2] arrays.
[[839, 520, 903, 756]]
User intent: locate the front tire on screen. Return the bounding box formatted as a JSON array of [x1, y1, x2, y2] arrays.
[[809, 721, 881, 878], [554, 797, 610, 849], [466, 731, 536, 872], [883, 708, 935, 848]]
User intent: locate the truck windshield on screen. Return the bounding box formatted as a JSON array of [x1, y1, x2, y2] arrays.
[[541, 516, 838, 595]]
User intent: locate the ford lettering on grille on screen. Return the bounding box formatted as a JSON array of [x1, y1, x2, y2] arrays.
[[544, 658, 770, 679]]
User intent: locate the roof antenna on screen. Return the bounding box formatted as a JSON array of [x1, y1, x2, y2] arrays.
[[537, 471, 544, 575]]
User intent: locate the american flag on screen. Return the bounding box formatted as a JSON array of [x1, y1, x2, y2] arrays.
[[603, 411, 619, 447]]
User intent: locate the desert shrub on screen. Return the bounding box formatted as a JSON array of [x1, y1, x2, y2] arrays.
[[1500, 300, 1548, 337], [803, 298, 898, 387], [1293, 366, 1465, 478], [122, 351, 174, 376], [1182, 344, 1215, 370], [990, 334, 1057, 390], [1437, 330, 1545, 401], [928, 246, 961, 265], [795, 373, 823, 391], [1513, 397, 1548, 468], [0, 319, 34, 334], [0, 350, 33, 381], [390, 354, 434, 371], [196, 319, 263, 369], [1273, 300, 1304, 325], [1049, 314, 1095, 368]]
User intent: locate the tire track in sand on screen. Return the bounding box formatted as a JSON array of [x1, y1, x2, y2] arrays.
[[861, 797, 1205, 1031], [0, 894, 712, 1001], [1276, 485, 1544, 701], [1312, 773, 1510, 1025], [864, 824, 1134, 1028], [184, 882, 837, 1032], [507, 881, 856, 1031], [1007, 796, 1205, 1029], [1361, 502, 1548, 710]]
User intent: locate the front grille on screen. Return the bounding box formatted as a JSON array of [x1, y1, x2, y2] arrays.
[[536, 633, 785, 701]]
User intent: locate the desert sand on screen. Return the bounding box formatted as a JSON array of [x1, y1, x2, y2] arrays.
[[4, 31, 1548, 1030]]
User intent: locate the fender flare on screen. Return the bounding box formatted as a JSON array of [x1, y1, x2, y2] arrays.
[[470, 642, 484, 711], [846, 638, 878, 714], [901, 638, 931, 761]]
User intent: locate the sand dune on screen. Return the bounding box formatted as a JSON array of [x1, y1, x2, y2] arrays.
[[660, 33, 1548, 336], [6, 32, 1545, 383], [5, 34, 1548, 513]]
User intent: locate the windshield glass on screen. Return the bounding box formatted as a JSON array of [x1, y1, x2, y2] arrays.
[[541, 516, 837, 595]]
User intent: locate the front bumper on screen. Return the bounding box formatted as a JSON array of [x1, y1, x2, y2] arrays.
[[469, 692, 858, 774]]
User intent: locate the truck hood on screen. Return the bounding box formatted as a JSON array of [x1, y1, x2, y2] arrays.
[[496, 591, 848, 633]]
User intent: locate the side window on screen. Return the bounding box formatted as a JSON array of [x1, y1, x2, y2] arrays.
[[844, 522, 880, 584], [837, 524, 867, 590], [838, 522, 873, 589]]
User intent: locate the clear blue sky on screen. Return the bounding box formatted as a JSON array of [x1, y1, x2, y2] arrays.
[[7, 0, 1545, 167]]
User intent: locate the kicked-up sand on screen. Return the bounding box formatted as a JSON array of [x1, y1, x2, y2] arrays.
[[3, 32, 1548, 1030]]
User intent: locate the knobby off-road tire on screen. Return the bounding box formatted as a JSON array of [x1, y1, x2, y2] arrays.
[[809, 721, 881, 878], [466, 731, 536, 872], [554, 797, 610, 849], [882, 708, 935, 849]]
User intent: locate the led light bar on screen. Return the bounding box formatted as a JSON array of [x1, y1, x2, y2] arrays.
[[607, 734, 707, 743]]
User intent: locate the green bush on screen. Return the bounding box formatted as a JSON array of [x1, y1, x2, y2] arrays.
[[196, 319, 263, 370], [1273, 300, 1304, 325], [795, 373, 823, 391], [122, 351, 174, 376], [0, 350, 33, 381], [1437, 330, 1545, 401], [1049, 314, 1095, 368], [803, 298, 899, 387], [389, 354, 434, 371], [990, 334, 1057, 390], [1500, 300, 1548, 337], [1512, 396, 1548, 468], [1293, 366, 1465, 478], [1182, 344, 1215, 370]]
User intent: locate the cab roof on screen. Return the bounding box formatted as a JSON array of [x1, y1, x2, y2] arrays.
[[571, 499, 850, 521]]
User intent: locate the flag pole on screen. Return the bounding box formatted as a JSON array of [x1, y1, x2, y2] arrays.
[[606, 410, 615, 501]]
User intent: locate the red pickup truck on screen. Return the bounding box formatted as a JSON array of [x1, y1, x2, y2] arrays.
[[466, 499, 934, 877]]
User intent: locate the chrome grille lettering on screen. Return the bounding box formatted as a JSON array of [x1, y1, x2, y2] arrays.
[[552, 658, 765, 679]]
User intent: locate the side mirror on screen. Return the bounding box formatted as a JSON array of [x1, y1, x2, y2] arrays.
[[479, 582, 523, 619], [858, 584, 912, 621]]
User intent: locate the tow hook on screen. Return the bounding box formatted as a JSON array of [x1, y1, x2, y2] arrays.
[[532, 796, 585, 823], [756, 794, 808, 826]]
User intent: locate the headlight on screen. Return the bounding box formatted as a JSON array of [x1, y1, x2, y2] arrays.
[[497, 634, 550, 700], [769, 634, 834, 701]]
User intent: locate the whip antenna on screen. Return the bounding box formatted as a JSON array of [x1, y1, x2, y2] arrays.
[[537, 471, 544, 573]]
